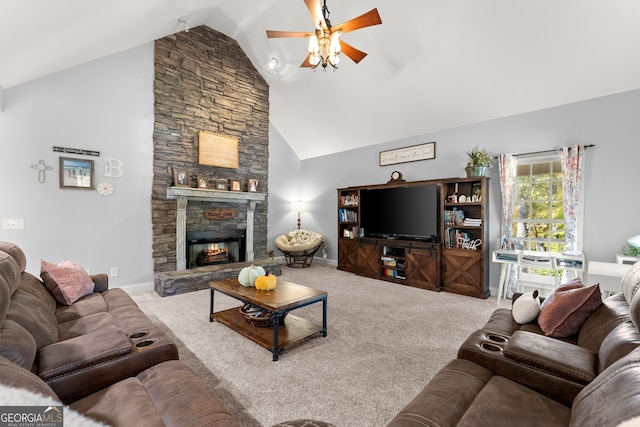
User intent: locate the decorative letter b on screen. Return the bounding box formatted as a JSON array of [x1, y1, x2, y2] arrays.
[[105, 158, 125, 177]]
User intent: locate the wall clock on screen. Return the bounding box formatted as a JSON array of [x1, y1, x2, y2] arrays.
[[96, 182, 114, 196]]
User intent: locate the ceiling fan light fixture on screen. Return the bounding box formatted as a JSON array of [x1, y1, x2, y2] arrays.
[[266, 0, 382, 71]]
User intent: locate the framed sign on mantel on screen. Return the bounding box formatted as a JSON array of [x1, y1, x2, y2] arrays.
[[379, 142, 436, 166]]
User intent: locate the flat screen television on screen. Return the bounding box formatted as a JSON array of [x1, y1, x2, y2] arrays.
[[360, 184, 440, 242]]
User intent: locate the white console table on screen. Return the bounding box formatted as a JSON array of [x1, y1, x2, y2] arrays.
[[492, 249, 586, 306]]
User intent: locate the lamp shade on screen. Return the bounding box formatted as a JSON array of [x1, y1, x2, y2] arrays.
[[628, 235, 640, 249], [291, 201, 306, 213]]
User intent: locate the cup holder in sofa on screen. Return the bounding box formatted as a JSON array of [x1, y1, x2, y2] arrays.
[[129, 331, 149, 339], [480, 342, 503, 352], [485, 333, 509, 344], [135, 339, 156, 348]]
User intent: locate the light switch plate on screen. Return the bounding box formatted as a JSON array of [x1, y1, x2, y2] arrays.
[[1, 219, 24, 230]]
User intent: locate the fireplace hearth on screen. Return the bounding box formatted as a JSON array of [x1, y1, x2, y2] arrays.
[[186, 230, 246, 269]]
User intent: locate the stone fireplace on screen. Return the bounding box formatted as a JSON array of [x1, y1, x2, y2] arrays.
[[151, 26, 270, 275], [186, 229, 246, 268]]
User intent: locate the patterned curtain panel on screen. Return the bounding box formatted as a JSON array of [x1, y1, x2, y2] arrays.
[[499, 154, 518, 296], [561, 144, 584, 252]]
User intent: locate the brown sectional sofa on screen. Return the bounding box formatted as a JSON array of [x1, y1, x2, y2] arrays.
[[388, 260, 640, 426], [0, 241, 239, 426]]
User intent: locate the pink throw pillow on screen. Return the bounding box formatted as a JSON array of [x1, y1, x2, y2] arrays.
[[538, 278, 603, 338], [40, 259, 95, 305]]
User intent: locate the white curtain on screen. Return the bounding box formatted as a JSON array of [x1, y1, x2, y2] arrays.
[[499, 154, 518, 296], [561, 144, 584, 252]]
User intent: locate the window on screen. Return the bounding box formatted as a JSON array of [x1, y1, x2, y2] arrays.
[[511, 155, 566, 253]]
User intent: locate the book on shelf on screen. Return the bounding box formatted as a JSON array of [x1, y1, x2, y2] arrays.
[[463, 218, 482, 226], [338, 208, 358, 223]]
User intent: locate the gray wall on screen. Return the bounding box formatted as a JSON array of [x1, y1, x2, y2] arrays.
[[0, 43, 155, 291], [300, 89, 640, 295], [1, 36, 638, 297]]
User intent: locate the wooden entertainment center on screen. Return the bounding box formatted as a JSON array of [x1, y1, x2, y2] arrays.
[[337, 176, 490, 298]]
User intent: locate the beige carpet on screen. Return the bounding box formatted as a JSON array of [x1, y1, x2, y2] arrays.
[[131, 263, 510, 427]]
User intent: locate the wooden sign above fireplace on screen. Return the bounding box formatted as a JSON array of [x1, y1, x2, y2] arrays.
[[204, 208, 236, 220]]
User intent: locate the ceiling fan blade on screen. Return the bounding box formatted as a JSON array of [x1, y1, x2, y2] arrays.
[[333, 8, 382, 35], [300, 53, 314, 68], [304, 0, 328, 31], [266, 30, 312, 38], [339, 40, 367, 64]]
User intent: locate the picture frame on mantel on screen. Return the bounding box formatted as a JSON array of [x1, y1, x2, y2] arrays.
[[248, 178, 260, 192], [197, 175, 208, 189], [230, 179, 242, 192], [172, 166, 190, 188], [59, 157, 94, 189]]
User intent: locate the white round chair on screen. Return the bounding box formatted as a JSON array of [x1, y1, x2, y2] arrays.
[[274, 229, 327, 268]]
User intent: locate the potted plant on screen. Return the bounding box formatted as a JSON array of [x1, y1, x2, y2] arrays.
[[465, 145, 491, 177]]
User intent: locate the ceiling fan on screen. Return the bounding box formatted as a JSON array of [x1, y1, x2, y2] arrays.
[[266, 0, 382, 70]]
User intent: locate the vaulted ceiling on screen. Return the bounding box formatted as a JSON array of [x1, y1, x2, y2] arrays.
[[2, 1, 639, 159]]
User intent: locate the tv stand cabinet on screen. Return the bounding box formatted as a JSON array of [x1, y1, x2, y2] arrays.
[[337, 177, 489, 298], [353, 238, 441, 291]]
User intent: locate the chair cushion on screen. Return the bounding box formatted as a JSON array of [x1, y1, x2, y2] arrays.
[[41, 260, 95, 305], [512, 290, 541, 324], [539, 279, 603, 338]]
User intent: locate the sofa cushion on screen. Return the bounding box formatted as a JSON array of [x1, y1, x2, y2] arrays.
[[70, 360, 240, 426], [57, 312, 118, 341], [387, 358, 571, 427], [0, 242, 27, 271], [38, 325, 132, 381], [0, 355, 57, 399], [539, 279, 603, 338], [7, 286, 58, 348], [577, 292, 629, 353], [41, 259, 95, 305], [0, 320, 37, 370], [512, 290, 541, 324], [570, 347, 640, 426]]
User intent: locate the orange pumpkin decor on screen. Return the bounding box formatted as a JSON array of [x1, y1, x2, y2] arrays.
[[255, 271, 277, 291]]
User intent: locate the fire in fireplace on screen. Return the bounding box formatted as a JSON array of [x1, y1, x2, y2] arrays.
[[186, 229, 246, 268]]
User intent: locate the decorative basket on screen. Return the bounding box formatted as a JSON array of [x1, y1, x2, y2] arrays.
[[239, 304, 287, 328]]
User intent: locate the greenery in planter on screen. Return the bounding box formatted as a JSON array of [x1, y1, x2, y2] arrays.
[[619, 244, 640, 257], [465, 145, 491, 177], [466, 145, 491, 167]]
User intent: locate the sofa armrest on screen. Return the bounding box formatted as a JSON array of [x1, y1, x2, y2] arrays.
[[504, 331, 597, 385], [458, 329, 589, 406], [38, 325, 131, 381], [90, 273, 109, 292]]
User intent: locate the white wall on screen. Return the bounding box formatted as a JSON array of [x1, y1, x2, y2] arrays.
[[0, 43, 155, 291], [267, 123, 302, 252], [298, 89, 640, 295]]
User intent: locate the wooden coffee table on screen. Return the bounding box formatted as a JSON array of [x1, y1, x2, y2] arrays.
[[209, 278, 327, 361]]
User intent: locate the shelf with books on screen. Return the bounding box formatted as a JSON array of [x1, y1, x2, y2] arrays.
[[338, 188, 361, 241], [441, 177, 489, 298]]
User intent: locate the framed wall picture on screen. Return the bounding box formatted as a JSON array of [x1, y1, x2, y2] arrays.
[[197, 175, 209, 189], [230, 179, 242, 192], [59, 157, 94, 189], [172, 166, 190, 188], [248, 178, 259, 192]]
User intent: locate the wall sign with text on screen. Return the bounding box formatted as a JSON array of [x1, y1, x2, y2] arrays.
[[379, 142, 436, 166]]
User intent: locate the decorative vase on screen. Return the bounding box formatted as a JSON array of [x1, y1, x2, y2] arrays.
[[465, 166, 487, 177]]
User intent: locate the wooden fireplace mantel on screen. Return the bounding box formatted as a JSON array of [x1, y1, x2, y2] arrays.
[[167, 187, 267, 270]]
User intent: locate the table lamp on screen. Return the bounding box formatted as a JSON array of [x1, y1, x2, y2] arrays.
[[291, 201, 306, 229], [628, 235, 640, 249]]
